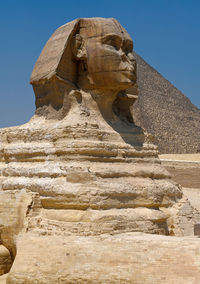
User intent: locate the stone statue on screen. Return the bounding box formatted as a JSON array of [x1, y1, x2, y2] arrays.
[[30, 18, 138, 120], [0, 18, 200, 283]]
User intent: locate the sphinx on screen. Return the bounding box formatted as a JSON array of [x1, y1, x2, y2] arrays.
[[0, 18, 200, 283]]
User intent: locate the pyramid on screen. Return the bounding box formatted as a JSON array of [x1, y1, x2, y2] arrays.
[[132, 52, 200, 153]]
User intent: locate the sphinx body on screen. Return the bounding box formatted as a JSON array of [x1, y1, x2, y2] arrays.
[[0, 18, 200, 283]]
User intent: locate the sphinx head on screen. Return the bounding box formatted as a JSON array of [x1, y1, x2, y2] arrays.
[[74, 18, 136, 92], [30, 18, 137, 112]]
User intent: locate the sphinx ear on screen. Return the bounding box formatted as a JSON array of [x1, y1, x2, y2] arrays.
[[73, 34, 87, 60]]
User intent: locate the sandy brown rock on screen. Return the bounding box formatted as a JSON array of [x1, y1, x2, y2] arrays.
[[160, 154, 200, 189], [6, 232, 200, 284], [0, 246, 11, 276], [0, 274, 7, 284], [159, 154, 200, 220]]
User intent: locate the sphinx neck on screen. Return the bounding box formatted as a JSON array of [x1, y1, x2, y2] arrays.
[[87, 89, 118, 121], [65, 88, 119, 124]]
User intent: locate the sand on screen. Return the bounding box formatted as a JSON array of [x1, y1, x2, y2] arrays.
[[159, 154, 200, 162]]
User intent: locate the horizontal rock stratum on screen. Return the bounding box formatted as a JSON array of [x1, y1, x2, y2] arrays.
[[0, 18, 200, 283]]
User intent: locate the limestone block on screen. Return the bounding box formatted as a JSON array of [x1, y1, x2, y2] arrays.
[[194, 223, 200, 236], [161, 196, 200, 236], [0, 274, 7, 284], [6, 232, 200, 284], [34, 207, 169, 236], [0, 190, 41, 256], [0, 246, 11, 276]]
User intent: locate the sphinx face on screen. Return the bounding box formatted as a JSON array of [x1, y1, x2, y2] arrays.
[[77, 18, 137, 91]]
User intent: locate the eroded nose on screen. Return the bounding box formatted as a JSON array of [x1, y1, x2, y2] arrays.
[[128, 52, 135, 61], [128, 53, 136, 68], [119, 49, 128, 61]]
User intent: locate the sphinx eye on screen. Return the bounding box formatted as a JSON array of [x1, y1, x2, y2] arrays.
[[123, 40, 133, 54], [102, 35, 122, 50]]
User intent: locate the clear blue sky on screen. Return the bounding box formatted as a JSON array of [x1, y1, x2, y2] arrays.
[[0, 0, 199, 128]]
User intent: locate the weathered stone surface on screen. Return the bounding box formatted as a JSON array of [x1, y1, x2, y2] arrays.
[[0, 274, 7, 284], [194, 223, 200, 236], [0, 17, 199, 283], [0, 190, 41, 256], [159, 154, 200, 214], [6, 232, 200, 284], [0, 246, 11, 276]]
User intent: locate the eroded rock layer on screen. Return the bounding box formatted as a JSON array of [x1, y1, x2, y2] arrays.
[[0, 112, 184, 236], [6, 232, 200, 284]]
